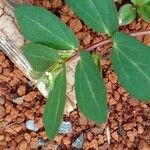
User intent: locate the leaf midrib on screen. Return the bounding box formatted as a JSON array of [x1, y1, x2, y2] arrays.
[[52, 72, 65, 129], [26, 53, 57, 62], [80, 59, 101, 114], [116, 48, 150, 82], [73, 1, 106, 32], [23, 14, 74, 49]]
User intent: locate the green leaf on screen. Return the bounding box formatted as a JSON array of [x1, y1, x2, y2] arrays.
[[65, 0, 118, 36], [131, 0, 149, 5], [43, 65, 66, 140], [15, 5, 79, 50], [131, 0, 150, 22], [112, 32, 150, 101], [75, 51, 108, 123], [23, 43, 60, 72], [118, 4, 137, 26]]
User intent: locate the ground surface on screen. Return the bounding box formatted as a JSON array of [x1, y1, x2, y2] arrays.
[[0, 0, 150, 149]]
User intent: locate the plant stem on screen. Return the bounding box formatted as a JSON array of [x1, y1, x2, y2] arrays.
[[130, 29, 150, 36], [68, 29, 150, 62]]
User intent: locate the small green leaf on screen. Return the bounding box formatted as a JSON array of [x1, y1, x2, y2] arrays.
[[131, 0, 147, 5], [131, 0, 150, 22], [92, 52, 101, 69], [15, 5, 79, 50], [75, 51, 107, 123], [118, 4, 137, 26], [23, 43, 60, 72], [65, 0, 118, 36], [112, 32, 150, 101], [43, 65, 66, 140]]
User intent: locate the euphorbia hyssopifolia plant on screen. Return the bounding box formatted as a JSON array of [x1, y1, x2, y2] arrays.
[[15, 0, 150, 140]]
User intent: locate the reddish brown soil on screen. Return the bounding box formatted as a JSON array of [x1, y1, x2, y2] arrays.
[[0, 0, 150, 149]]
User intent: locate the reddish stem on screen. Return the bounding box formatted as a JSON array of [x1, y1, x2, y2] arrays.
[[68, 29, 150, 62]]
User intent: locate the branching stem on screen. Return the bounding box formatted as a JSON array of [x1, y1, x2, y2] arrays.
[[68, 29, 150, 62]]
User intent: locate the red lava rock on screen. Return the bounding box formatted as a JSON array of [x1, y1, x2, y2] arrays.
[[24, 92, 37, 102], [137, 124, 144, 134], [18, 140, 27, 150], [4, 115, 12, 123], [82, 32, 91, 45], [42, 1, 51, 8], [86, 132, 94, 141], [29, 137, 39, 149], [83, 141, 91, 149], [10, 140, 17, 149], [128, 98, 139, 106], [60, 15, 70, 23], [109, 98, 117, 105], [137, 116, 144, 123], [114, 91, 120, 101], [5, 134, 11, 142], [111, 131, 119, 141], [0, 74, 11, 82], [123, 123, 136, 131], [98, 135, 105, 145], [24, 133, 31, 143], [127, 129, 137, 142], [35, 118, 43, 129], [17, 85, 26, 96], [0, 96, 5, 105], [55, 135, 63, 144], [143, 35, 150, 46], [13, 125, 22, 133], [129, 21, 136, 30], [5, 127, 16, 134], [0, 135, 5, 141], [0, 105, 6, 118], [62, 136, 71, 146], [0, 66, 2, 74], [51, 0, 62, 9], [108, 73, 118, 84], [69, 18, 82, 32], [0, 141, 7, 148], [24, 110, 34, 119], [90, 139, 99, 149], [138, 140, 150, 150], [0, 52, 5, 62]]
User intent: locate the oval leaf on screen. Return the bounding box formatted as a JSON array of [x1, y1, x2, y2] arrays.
[[65, 0, 118, 36], [75, 51, 108, 123], [118, 4, 137, 26], [23, 43, 60, 72], [112, 32, 150, 101], [43, 65, 66, 140], [15, 5, 79, 50]]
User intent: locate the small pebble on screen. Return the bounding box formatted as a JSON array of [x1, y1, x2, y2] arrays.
[[38, 138, 45, 146], [72, 133, 84, 149], [0, 96, 5, 105], [12, 96, 24, 105], [58, 121, 73, 134], [26, 120, 39, 131]]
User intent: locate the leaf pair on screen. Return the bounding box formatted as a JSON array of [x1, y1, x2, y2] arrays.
[[16, 5, 80, 73]]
